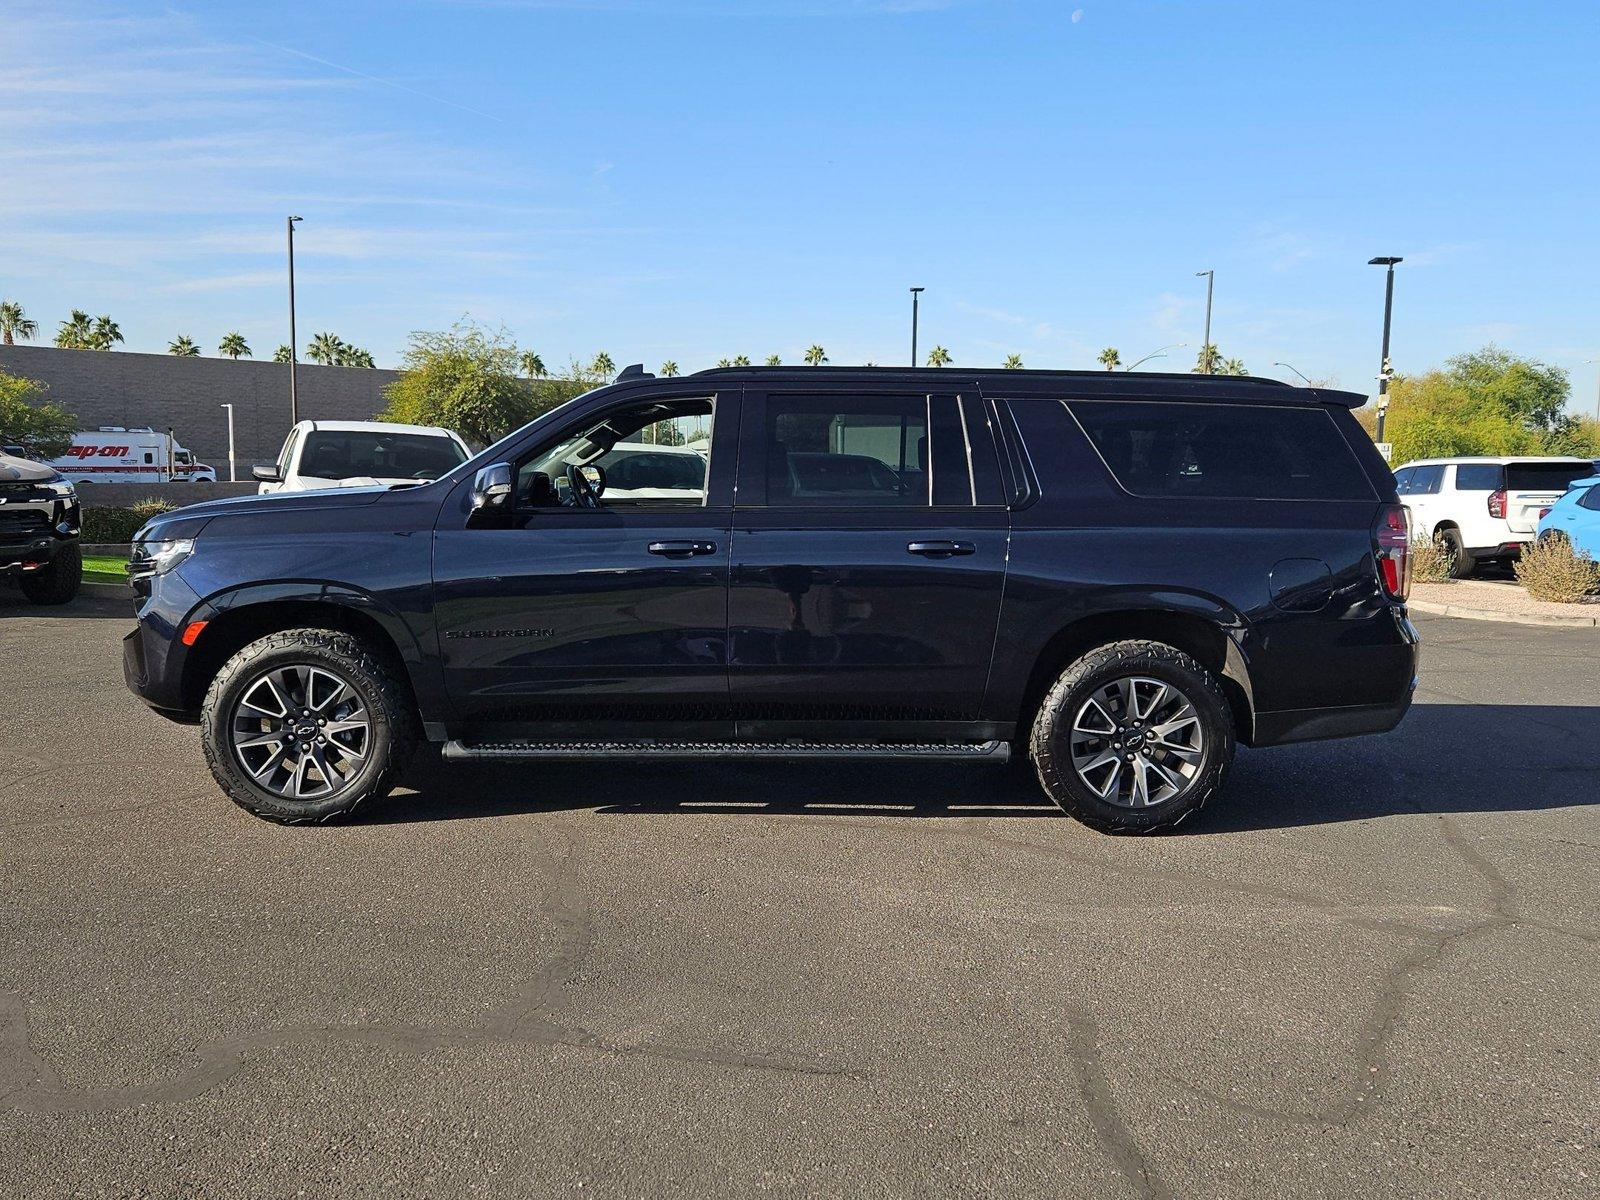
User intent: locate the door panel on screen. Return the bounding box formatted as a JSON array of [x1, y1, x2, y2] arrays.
[[727, 390, 1009, 727]]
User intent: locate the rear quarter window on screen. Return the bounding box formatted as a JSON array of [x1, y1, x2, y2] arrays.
[[1067, 400, 1375, 501], [1454, 464, 1502, 491]]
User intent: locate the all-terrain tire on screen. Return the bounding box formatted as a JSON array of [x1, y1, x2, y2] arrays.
[[1437, 526, 1475, 579], [201, 628, 419, 824], [18, 543, 82, 605], [1029, 639, 1236, 834]]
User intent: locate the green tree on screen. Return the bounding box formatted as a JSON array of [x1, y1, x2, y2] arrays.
[[342, 346, 376, 368], [89, 315, 123, 351], [1221, 357, 1248, 376], [519, 351, 547, 378], [0, 369, 78, 458], [168, 335, 200, 356], [590, 351, 616, 380], [659, 361, 679, 377], [218, 332, 251, 360], [1003, 354, 1024, 370], [1097, 347, 1121, 371], [55, 310, 93, 349], [764, 354, 782, 366], [0, 300, 38, 346], [926, 345, 952, 367], [381, 321, 558, 447], [1192, 344, 1223, 374], [306, 332, 345, 365], [804, 344, 827, 366], [715, 358, 732, 368], [731, 354, 751, 367], [272, 344, 293, 364]]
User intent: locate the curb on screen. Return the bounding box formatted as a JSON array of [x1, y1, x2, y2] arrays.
[[1408, 597, 1600, 630], [80, 579, 131, 597]]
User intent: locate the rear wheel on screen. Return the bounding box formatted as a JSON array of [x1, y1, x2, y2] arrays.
[[18, 543, 82, 605], [1029, 640, 1235, 834], [1436, 526, 1474, 579], [201, 628, 419, 824]]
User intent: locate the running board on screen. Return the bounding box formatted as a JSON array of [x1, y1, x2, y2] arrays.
[[442, 739, 1010, 763]]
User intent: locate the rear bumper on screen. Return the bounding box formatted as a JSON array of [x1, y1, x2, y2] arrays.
[[1248, 610, 1420, 748]]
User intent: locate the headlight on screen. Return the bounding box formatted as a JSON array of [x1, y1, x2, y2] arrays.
[[44, 479, 76, 497], [129, 538, 194, 578]]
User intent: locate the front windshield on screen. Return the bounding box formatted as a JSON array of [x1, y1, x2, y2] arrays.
[[300, 431, 467, 480]]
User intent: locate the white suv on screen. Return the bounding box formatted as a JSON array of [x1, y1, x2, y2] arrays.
[[254, 421, 470, 494], [1394, 455, 1597, 577]]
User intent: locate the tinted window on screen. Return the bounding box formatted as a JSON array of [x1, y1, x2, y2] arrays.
[[1579, 486, 1600, 512], [1068, 401, 1374, 501], [1506, 463, 1595, 492], [765, 397, 928, 506], [599, 449, 707, 493], [1454, 464, 1502, 491], [1409, 465, 1445, 495], [1392, 466, 1415, 494], [299, 432, 465, 480]]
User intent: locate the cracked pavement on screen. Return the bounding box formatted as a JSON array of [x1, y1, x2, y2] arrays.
[[0, 593, 1596, 1197]]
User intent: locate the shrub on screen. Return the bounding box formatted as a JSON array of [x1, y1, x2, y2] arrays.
[[1513, 534, 1600, 603], [81, 498, 175, 544], [1409, 536, 1454, 584]]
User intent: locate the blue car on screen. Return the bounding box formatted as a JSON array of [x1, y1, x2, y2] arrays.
[[1535, 474, 1600, 556]]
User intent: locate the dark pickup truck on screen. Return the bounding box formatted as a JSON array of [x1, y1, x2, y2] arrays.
[[124, 366, 1418, 832]]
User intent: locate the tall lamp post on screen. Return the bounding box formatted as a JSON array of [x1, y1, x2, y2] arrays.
[[1195, 270, 1214, 373], [909, 287, 925, 367], [1273, 361, 1313, 386], [1368, 256, 1403, 444], [219, 403, 236, 482], [287, 215, 303, 425], [1125, 343, 1188, 371]]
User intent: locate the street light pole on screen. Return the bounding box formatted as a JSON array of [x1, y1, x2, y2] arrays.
[[1272, 362, 1313, 386], [287, 215, 303, 426], [1195, 270, 1214, 373], [1125, 343, 1188, 372], [220, 403, 236, 482], [910, 287, 924, 367], [1369, 256, 1403, 443]]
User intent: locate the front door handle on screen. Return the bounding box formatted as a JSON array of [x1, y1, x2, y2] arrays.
[[647, 540, 717, 557], [907, 540, 975, 558]]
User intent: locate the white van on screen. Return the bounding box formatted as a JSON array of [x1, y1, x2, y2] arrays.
[[254, 420, 470, 493], [49, 427, 216, 486]]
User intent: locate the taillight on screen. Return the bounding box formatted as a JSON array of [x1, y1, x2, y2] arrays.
[[1538, 505, 1553, 519], [1374, 504, 1411, 601], [1487, 489, 1506, 519]]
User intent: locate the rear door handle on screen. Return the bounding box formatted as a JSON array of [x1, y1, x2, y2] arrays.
[[907, 540, 975, 558], [647, 540, 717, 557]]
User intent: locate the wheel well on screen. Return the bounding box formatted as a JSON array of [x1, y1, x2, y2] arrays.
[[181, 600, 411, 711], [1014, 610, 1252, 744]]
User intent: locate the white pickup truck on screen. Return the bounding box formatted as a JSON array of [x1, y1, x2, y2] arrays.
[[1393, 455, 1597, 577], [254, 421, 470, 494]]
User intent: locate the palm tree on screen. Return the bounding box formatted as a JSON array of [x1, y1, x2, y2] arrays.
[[804, 344, 827, 366], [55, 310, 93, 349], [1192, 343, 1223, 374], [1003, 354, 1024, 370], [1221, 357, 1248, 376], [715, 358, 732, 368], [306, 332, 344, 365], [659, 361, 679, 378], [343, 347, 376, 368], [764, 354, 782, 366], [168, 336, 200, 356], [273, 344, 293, 364], [731, 354, 751, 367], [590, 351, 616, 379], [0, 300, 38, 345], [519, 351, 547, 378], [1097, 347, 1122, 371], [926, 345, 952, 367], [218, 332, 251, 360], [89, 315, 123, 351]]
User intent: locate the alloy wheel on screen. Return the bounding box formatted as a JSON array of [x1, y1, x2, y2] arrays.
[[1068, 675, 1205, 808], [229, 664, 371, 800]]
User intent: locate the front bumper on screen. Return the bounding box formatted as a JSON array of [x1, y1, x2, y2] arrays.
[[123, 569, 207, 721]]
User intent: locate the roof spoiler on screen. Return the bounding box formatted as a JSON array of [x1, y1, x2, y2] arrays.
[[1303, 387, 1368, 409]]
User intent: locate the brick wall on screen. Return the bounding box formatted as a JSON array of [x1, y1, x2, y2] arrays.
[[0, 344, 402, 476]]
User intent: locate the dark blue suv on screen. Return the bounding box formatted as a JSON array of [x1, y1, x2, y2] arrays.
[[124, 367, 1419, 833]]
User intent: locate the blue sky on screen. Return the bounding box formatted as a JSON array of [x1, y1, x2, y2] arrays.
[[4, 0, 1600, 407]]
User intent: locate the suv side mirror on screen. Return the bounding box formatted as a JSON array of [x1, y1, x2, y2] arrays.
[[252, 463, 281, 483], [471, 462, 514, 512]]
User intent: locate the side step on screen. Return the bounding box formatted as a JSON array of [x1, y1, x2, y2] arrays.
[[441, 739, 1010, 763]]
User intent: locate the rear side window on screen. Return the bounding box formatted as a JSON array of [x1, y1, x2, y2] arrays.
[[765, 396, 928, 506], [1454, 464, 1502, 491], [1506, 463, 1595, 492], [1068, 401, 1375, 501], [1408, 465, 1444, 495], [1579, 486, 1600, 512]]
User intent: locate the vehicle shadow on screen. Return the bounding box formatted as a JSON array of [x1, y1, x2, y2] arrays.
[[374, 703, 1600, 833], [0, 587, 130, 619]]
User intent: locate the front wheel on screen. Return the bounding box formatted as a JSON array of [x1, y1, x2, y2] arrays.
[[201, 628, 419, 824], [18, 543, 82, 605], [1029, 640, 1236, 834]]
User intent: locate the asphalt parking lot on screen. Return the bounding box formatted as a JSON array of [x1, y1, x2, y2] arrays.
[[1, 591, 1595, 1198]]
